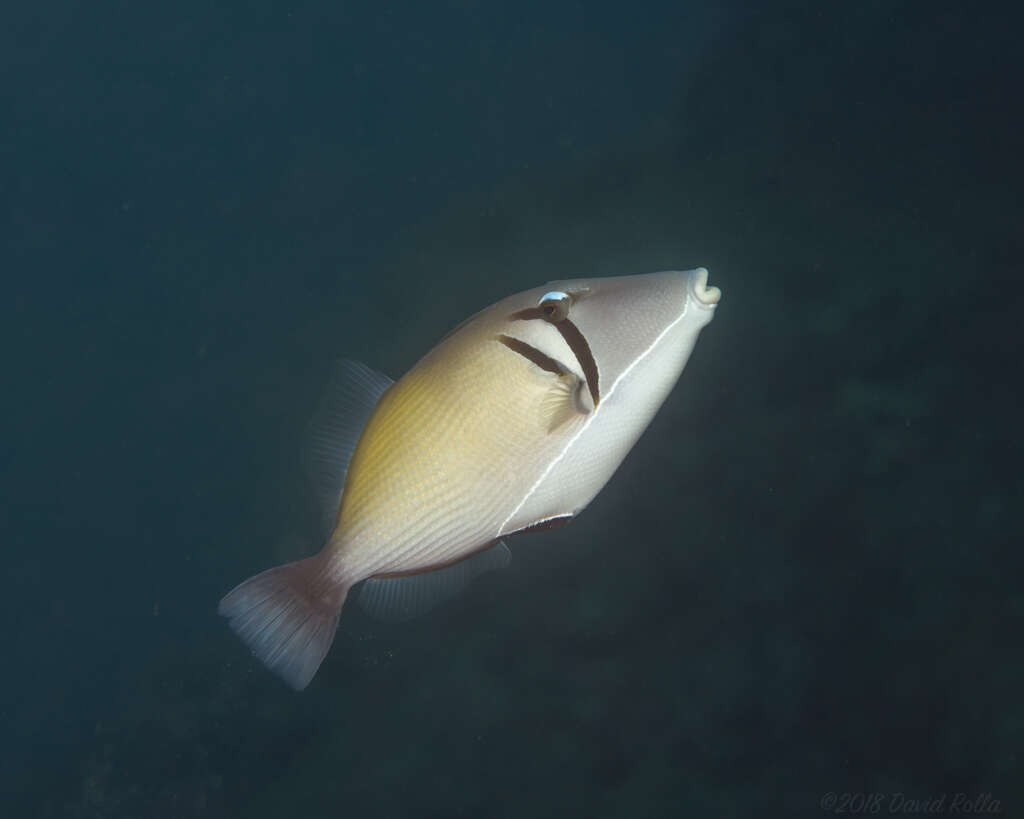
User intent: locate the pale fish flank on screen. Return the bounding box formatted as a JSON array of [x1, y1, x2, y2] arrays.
[[219, 268, 721, 689]]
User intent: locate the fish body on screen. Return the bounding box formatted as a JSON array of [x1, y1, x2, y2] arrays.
[[220, 268, 721, 689]]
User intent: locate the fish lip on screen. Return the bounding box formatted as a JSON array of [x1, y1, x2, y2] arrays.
[[688, 267, 721, 308]]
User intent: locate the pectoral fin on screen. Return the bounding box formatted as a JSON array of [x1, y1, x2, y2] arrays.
[[539, 373, 590, 432], [496, 333, 591, 432]]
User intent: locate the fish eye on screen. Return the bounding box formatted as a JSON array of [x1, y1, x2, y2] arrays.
[[538, 291, 571, 322]]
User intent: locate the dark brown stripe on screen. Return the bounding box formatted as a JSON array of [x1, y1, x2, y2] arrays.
[[509, 514, 574, 536], [508, 306, 546, 322], [509, 307, 601, 406], [496, 334, 566, 375], [555, 319, 600, 407]]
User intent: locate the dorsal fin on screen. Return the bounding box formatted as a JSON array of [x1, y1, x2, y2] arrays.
[[356, 541, 512, 622], [302, 360, 394, 540]]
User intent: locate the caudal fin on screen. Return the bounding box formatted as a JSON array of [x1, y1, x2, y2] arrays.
[[218, 553, 347, 690]]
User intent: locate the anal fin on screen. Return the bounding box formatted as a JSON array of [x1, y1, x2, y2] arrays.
[[356, 541, 511, 623]]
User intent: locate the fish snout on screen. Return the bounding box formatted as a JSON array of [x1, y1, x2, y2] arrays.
[[689, 267, 721, 308]]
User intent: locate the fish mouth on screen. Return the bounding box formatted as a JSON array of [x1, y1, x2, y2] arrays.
[[689, 267, 721, 307]]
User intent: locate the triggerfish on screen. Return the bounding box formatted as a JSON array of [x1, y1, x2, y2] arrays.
[[219, 268, 721, 689]]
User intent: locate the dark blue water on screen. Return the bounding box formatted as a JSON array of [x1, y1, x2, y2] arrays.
[[3, 1, 1021, 816]]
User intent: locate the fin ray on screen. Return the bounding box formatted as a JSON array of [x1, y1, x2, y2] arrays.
[[218, 553, 347, 690], [539, 373, 587, 432], [302, 360, 394, 539]]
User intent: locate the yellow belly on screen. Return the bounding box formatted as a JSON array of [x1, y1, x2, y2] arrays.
[[330, 331, 554, 580]]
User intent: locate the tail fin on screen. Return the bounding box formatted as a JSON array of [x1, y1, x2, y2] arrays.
[[218, 552, 347, 691]]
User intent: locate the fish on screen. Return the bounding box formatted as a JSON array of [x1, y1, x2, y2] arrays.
[[219, 268, 722, 689]]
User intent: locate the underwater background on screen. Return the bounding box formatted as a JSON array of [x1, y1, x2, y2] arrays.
[[3, 1, 1021, 816]]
